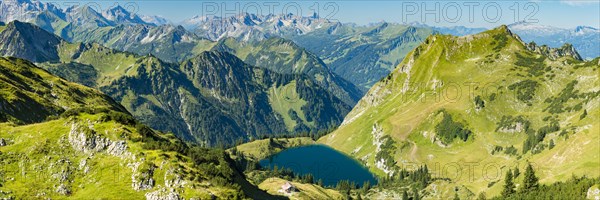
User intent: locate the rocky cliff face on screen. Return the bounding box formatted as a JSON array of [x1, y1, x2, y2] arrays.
[[509, 21, 600, 59], [68, 122, 132, 158], [526, 42, 583, 61]]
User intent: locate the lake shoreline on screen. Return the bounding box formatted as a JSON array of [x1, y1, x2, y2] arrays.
[[259, 144, 378, 187]]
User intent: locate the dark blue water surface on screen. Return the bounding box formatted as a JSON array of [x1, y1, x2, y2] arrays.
[[259, 144, 377, 187]]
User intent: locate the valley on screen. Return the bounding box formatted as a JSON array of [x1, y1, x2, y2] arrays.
[[0, 0, 598, 199]]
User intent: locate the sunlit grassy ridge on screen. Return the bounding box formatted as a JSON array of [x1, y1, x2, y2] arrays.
[[0, 57, 272, 199], [320, 26, 600, 198], [0, 114, 249, 199], [0, 57, 126, 124]]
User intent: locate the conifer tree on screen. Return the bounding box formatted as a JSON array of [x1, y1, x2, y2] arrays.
[[501, 169, 516, 197], [412, 187, 420, 200], [522, 163, 539, 191]]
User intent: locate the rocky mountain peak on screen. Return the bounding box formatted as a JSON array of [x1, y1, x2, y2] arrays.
[[102, 5, 147, 25], [0, 21, 63, 62], [526, 42, 583, 61]]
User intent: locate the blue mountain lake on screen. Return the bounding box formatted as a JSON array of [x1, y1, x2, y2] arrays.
[[259, 144, 378, 187]]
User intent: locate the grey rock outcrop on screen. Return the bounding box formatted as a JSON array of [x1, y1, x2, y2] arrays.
[[164, 168, 186, 189], [131, 161, 156, 191], [145, 188, 182, 200], [588, 185, 600, 200], [68, 122, 132, 159], [526, 42, 583, 61], [55, 184, 71, 195]]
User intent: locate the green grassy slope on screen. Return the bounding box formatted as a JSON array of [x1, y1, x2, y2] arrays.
[[0, 114, 244, 199], [0, 57, 273, 199], [320, 26, 600, 198], [258, 177, 343, 200], [0, 57, 126, 124]]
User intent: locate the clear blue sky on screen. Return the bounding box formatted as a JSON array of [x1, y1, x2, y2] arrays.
[[45, 0, 600, 28]]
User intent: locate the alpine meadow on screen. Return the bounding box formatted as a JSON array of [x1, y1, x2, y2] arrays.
[[0, 0, 598, 199]]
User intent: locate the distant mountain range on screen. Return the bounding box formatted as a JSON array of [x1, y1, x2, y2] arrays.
[[181, 12, 338, 41], [1, 0, 597, 90], [508, 21, 600, 59], [290, 22, 434, 90]]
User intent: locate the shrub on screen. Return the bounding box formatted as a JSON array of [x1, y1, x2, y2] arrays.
[[435, 111, 472, 144], [474, 95, 485, 109], [508, 80, 538, 103], [496, 115, 531, 133]]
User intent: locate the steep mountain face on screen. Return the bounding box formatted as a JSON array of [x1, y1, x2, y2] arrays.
[[0, 20, 62, 62], [0, 0, 153, 40], [141, 15, 170, 26], [292, 23, 435, 90], [70, 23, 210, 63], [101, 5, 149, 25], [212, 37, 363, 106], [183, 14, 436, 90], [0, 56, 269, 199], [63, 5, 114, 28], [0, 0, 63, 23], [0, 21, 351, 146], [102, 51, 350, 146], [509, 21, 600, 60], [320, 26, 599, 197]]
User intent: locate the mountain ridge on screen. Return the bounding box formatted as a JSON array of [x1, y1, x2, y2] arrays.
[[320, 25, 599, 197], [211, 36, 364, 106]]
